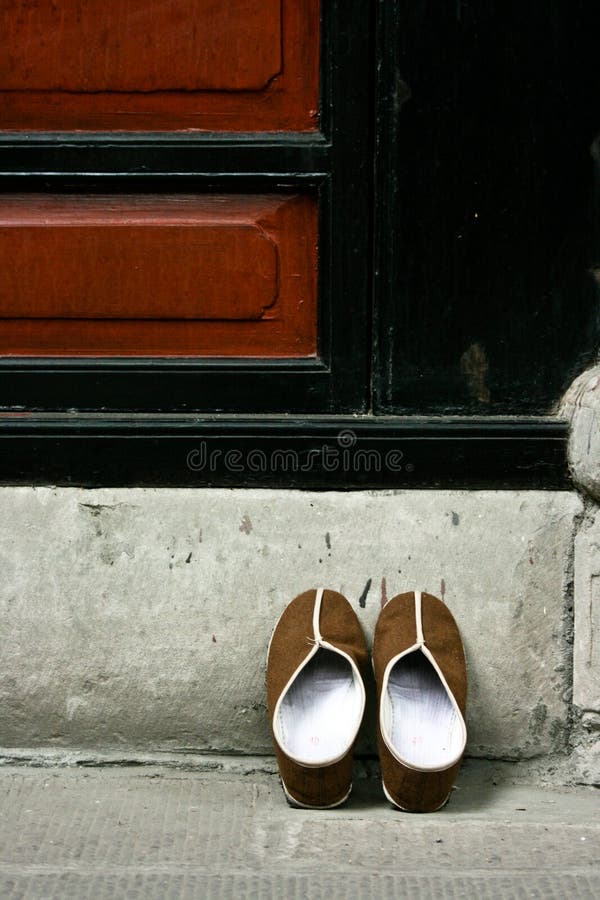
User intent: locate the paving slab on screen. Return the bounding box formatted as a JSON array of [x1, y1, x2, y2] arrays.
[[0, 763, 598, 899]]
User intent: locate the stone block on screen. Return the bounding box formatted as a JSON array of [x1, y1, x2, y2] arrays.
[[561, 364, 600, 502], [0, 487, 581, 760], [573, 509, 600, 715]]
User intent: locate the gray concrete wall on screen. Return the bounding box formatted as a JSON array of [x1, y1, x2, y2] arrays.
[[571, 504, 600, 783], [559, 362, 600, 783], [0, 487, 584, 772]]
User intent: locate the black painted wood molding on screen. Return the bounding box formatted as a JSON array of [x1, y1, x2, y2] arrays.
[[0, 415, 569, 489]]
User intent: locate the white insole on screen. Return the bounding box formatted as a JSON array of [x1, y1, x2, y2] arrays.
[[277, 648, 362, 764], [386, 650, 462, 769]]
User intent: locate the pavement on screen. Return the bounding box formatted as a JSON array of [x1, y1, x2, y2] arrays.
[[0, 760, 599, 899]]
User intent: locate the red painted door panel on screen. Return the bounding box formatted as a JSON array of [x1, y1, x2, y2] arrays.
[[0, 0, 320, 131], [1, 1, 282, 92], [0, 194, 318, 357]]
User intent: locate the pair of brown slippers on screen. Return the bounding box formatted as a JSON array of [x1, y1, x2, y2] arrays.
[[266, 588, 467, 813]]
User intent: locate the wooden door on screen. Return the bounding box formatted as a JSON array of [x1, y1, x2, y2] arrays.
[[0, 1, 350, 384]]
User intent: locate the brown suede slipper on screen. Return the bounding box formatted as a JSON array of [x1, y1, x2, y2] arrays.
[[372, 590, 467, 813], [266, 588, 368, 809]]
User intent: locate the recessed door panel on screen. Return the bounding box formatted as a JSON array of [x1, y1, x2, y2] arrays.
[[1, 1, 281, 92], [0, 193, 318, 356], [0, 0, 320, 131]]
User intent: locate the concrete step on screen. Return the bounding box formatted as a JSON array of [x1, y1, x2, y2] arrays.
[[0, 487, 583, 771], [1, 761, 598, 899]]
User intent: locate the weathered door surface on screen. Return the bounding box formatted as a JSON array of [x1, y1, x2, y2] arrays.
[[0, 0, 319, 131], [0, 1, 322, 361], [374, 0, 600, 414], [0, 193, 317, 357]]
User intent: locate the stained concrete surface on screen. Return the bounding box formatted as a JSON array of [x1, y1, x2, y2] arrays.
[[0, 762, 598, 899], [571, 504, 600, 784], [0, 488, 581, 762], [574, 507, 600, 716]]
